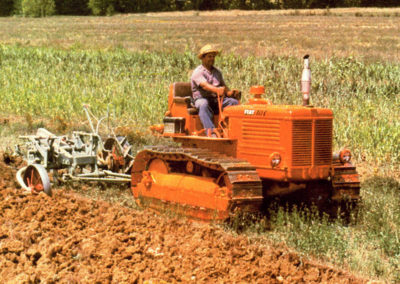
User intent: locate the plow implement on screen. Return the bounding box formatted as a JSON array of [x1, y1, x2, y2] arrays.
[[14, 106, 133, 195]]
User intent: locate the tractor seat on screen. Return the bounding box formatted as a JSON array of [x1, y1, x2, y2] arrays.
[[172, 82, 198, 115]]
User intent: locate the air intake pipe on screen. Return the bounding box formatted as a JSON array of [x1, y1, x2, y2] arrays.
[[301, 54, 311, 106]]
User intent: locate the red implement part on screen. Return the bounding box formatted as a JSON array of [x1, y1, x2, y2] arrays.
[[26, 167, 44, 193], [112, 146, 125, 168], [102, 137, 133, 174], [22, 164, 51, 195]]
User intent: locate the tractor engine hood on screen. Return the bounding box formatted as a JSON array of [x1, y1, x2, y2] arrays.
[[223, 104, 334, 181]]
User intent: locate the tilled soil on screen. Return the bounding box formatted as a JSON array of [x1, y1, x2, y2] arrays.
[[0, 154, 367, 283]]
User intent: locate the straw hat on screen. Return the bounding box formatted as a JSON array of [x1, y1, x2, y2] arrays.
[[197, 44, 220, 59]]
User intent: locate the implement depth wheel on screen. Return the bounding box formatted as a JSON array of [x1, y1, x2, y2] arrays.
[[23, 164, 51, 196]]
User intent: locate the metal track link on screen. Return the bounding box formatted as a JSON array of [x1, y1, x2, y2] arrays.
[[331, 162, 361, 202]]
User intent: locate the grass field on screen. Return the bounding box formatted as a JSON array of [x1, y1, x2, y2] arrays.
[[0, 8, 399, 282]]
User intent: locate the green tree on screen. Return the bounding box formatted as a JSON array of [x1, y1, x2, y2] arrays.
[[342, 0, 361, 6], [54, 0, 90, 15], [0, 0, 14, 16], [13, 0, 22, 14], [281, 0, 315, 8], [22, 0, 55, 17], [88, 0, 115, 15]]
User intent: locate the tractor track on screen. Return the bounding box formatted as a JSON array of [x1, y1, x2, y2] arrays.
[[131, 146, 264, 220], [332, 161, 361, 202]]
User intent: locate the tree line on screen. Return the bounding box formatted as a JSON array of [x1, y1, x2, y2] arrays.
[[0, 0, 399, 17]]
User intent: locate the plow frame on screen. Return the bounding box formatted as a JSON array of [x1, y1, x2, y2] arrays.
[[15, 106, 132, 195]]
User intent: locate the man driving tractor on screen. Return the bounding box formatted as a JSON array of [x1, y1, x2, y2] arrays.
[[190, 44, 239, 136]]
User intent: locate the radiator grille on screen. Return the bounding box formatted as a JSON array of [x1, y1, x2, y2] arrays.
[[239, 118, 280, 155], [292, 119, 332, 167], [314, 119, 332, 165], [292, 120, 312, 166]]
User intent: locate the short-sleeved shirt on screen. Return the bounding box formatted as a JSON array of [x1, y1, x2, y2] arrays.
[[191, 65, 226, 100]]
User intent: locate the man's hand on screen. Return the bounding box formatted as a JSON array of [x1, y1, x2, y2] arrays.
[[199, 82, 226, 97], [216, 86, 226, 97]]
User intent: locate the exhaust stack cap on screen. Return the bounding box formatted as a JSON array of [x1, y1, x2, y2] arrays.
[[301, 54, 311, 106], [303, 54, 310, 68]]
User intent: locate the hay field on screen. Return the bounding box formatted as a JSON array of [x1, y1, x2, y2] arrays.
[[1, 8, 400, 61]]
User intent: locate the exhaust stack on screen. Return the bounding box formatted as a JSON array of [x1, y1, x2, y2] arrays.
[[301, 54, 311, 106]]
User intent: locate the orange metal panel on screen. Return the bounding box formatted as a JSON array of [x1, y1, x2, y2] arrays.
[[224, 104, 333, 182], [132, 171, 231, 220], [173, 136, 237, 157]]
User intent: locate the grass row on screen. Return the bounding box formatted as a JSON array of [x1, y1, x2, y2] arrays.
[[1, 45, 399, 165]]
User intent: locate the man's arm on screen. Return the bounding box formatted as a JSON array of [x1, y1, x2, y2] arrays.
[[199, 81, 227, 97], [200, 82, 237, 97]]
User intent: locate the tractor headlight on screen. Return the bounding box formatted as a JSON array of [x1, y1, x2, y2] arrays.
[[339, 149, 352, 164], [270, 152, 281, 168]]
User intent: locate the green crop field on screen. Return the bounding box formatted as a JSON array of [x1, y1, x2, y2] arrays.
[[0, 8, 399, 282]]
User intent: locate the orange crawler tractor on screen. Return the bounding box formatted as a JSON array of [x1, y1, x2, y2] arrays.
[[131, 56, 360, 221]]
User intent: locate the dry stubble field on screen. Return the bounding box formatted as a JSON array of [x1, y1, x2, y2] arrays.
[[1, 8, 400, 61]]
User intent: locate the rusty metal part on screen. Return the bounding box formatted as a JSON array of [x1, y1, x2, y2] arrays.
[[101, 137, 134, 174], [131, 146, 263, 222]]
